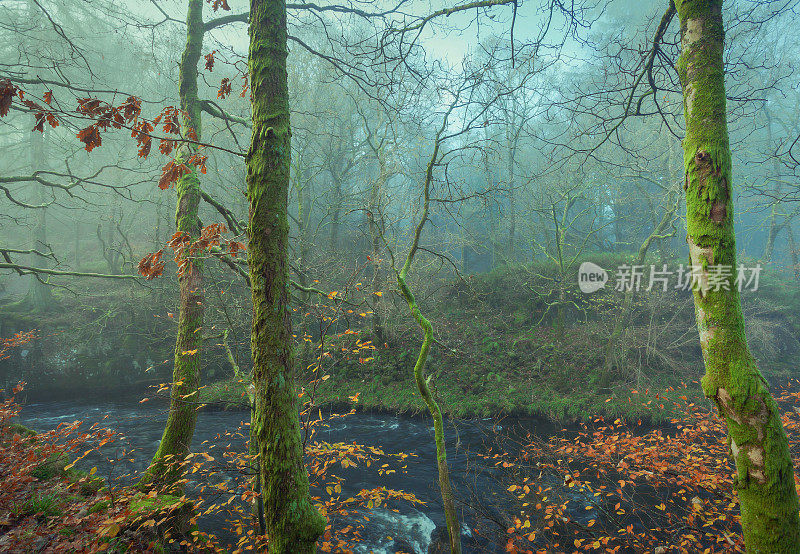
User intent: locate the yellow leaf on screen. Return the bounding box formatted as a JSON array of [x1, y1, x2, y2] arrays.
[[90, 467, 97, 475], [104, 524, 121, 538]]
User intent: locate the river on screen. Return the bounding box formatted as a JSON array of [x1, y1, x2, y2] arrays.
[[17, 398, 592, 553]]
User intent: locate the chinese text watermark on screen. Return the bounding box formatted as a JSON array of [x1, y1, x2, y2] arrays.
[[578, 262, 762, 293]]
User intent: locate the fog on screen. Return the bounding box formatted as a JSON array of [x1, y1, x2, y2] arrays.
[[2, 0, 800, 552]]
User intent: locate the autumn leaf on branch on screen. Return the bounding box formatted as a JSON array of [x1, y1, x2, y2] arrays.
[[217, 78, 232, 99], [33, 111, 59, 133], [228, 241, 245, 257], [20, 99, 59, 132], [204, 51, 216, 71], [138, 250, 165, 280], [158, 160, 191, 190], [159, 139, 176, 156], [121, 95, 141, 121], [77, 125, 102, 152], [208, 0, 231, 11], [132, 120, 153, 157], [187, 154, 208, 174], [0, 79, 17, 116]]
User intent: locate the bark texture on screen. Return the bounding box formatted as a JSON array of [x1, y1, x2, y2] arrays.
[[675, 1, 800, 550], [246, 0, 326, 550], [140, 0, 204, 492]]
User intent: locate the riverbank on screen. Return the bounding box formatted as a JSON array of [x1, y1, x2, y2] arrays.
[[3, 255, 800, 422], [197, 363, 694, 422]]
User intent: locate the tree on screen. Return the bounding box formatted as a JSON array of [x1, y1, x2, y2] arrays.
[[139, 0, 206, 493], [246, 0, 327, 550], [390, 97, 463, 554], [674, 0, 800, 550]]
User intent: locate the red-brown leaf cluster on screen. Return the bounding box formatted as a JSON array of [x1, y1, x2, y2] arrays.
[[75, 96, 142, 152], [217, 77, 232, 99], [137, 250, 165, 280], [204, 51, 216, 72], [131, 119, 154, 157], [0, 83, 59, 131], [140, 223, 240, 279], [0, 79, 16, 117], [77, 126, 102, 152], [158, 160, 191, 190], [20, 99, 59, 133], [0, 330, 37, 361], [208, 0, 231, 11]]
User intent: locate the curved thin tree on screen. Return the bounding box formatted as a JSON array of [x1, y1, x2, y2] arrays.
[[385, 95, 462, 554]]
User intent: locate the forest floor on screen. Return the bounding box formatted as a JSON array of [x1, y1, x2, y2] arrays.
[[0, 390, 200, 553]]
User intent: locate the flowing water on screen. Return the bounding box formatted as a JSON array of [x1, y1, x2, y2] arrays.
[[17, 398, 594, 553]]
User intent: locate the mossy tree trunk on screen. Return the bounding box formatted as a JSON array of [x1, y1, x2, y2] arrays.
[[675, 0, 800, 550], [140, 0, 204, 493], [246, 0, 326, 551], [391, 111, 462, 554]]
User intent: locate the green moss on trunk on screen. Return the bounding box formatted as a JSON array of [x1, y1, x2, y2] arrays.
[[674, 0, 800, 550], [246, 0, 326, 550], [394, 121, 462, 553], [140, 0, 204, 493]]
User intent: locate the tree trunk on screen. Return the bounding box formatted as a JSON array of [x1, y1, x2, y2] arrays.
[[395, 130, 462, 553], [507, 139, 516, 262], [788, 225, 800, 281], [764, 217, 778, 262], [762, 107, 782, 262], [140, 0, 204, 493], [21, 127, 56, 312], [246, 0, 326, 551], [675, 1, 800, 550], [329, 173, 342, 253], [368, 153, 388, 341]]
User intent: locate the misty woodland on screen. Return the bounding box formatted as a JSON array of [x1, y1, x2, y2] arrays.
[[2, 0, 800, 552]]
